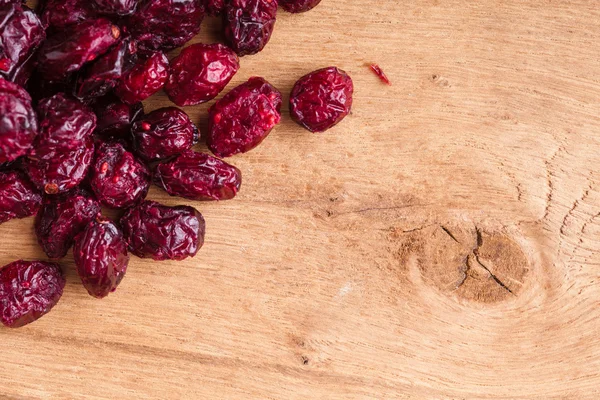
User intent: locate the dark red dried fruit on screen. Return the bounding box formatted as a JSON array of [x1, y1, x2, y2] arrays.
[[38, 18, 121, 80], [0, 260, 65, 328], [0, 77, 38, 164], [40, 0, 96, 30], [90, 141, 150, 209], [73, 219, 129, 299], [224, 0, 277, 56], [208, 77, 281, 157], [121, 200, 205, 260], [92, 0, 138, 15], [0, 170, 42, 224], [154, 150, 241, 201], [369, 63, 391, 85], [115, 51, 169, 105], [289, 66, 353, 133], [127, 0, 204, 54], [35, 189, 101, 259], [204, 0, 224, 15], [279, 0, 320, 13], [165, 43, 239, 106], [131, 107, 198, 161], [92, 94, 144, 139]]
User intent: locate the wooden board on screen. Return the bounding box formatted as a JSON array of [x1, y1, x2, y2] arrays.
[[2, 0, 600, 398]]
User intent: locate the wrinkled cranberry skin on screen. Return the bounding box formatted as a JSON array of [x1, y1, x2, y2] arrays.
[[121, 200, 205, 260], [131, 107, 198, 161], [204, 0, 224, 15], [289, 67, 354, 133], [90, 141, 150, 209], [165, 43, 239, 106], [224, 0, 278, 56], [38, 18, 121, 80], [0, 260, 65, 328], [35, 189, 101, 259], [115, 51, 168, 105], [208, 77, 281, 157], [154, 150, 241, 201], [0, 170, 41, 224], [92, 0, 138, 15], [0, 77, 37, 164], [127, 0, 204, 54], [40, 0, 96, 30], [92, 95, 144, 139], [279, 0, 320, 13], [73, 219, 129, 299]]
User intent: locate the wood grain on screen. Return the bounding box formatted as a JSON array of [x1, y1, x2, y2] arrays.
[[3, 0, 600, 398]]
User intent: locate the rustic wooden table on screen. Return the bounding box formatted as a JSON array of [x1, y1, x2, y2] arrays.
[[2, 0, 600, 398]]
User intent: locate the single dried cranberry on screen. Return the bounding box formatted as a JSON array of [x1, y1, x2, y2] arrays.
[[165, 43, 239, 106], [38, 18, 121, 80], [121, 200, 205, 260], [208, 77, 281, 157], [154, 150, 242, 201], [279, 0, 320, 13], [73, 219, 129, 298], [0, 77, 38, 164], [224, 0, 277, 56], [40, 0, 96, 30], [35, 189, 101, 259], [289, 67, 353, 133], [90, 141, 150, 209], [0, 260, 65, 328], [0, 170, 42, 224], [127, 0, 204, 54], [92, 0, 138, 15], [131, 107, 198, 161], [93, 95, 144, 139], [115, 51, 169, 105], [204, 0, 224, 15]]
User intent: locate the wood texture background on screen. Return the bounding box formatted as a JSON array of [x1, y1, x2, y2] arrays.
[[2, 0, 600, 398]]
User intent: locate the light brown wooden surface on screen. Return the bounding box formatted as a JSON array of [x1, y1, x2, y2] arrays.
[[3, 0, 600, 398]]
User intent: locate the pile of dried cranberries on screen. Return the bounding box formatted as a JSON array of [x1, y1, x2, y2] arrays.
[[0, 0, 354, 328]]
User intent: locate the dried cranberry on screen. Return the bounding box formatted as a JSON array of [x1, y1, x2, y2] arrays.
[[0, 170, 42, 224], [208, 77, 281, 157], [165, 43, 239, 106], [204, 0, 224, 15], [40, 0, 96, 30], [73, 219, 129, 298], [90, 141, 150, 209], [0, 260, 65, 328], [279, 0, 320, 13], [115, 51, 169, 105], [224, 0, 277, 56], [289, 67, 353, 133], [154, 150, 241, 201], [0, 77, 37, 164], [38, 18, 121, 80], [35, 189, 101, 259], [121, 200, 205, 260], [92, 0, 138, 15], [93, 95, 144, 139], [131, 107, 198, 161]]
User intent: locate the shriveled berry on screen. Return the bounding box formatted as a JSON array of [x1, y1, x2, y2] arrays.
[[90, 141, 150, 209], [289, 67, 353, 133], [38, 18, 121, 80], [279, 0, 320, 13], [131, 107, 198, 161], [115, 51, 169, 104], [0, 260, 65, 328], [154, 150, 241, 201], [208, 77, 281, 157], [0, 77, 38, 164], [121, 200, 205, 260], [35, 189, 101, 259], [92, 94, 144, 139], [73, 219, 129, 298], [40, 0, 96, 30], [92, 0, 138, 15], [204, 0, 225, 15], [224, 0, 278, 56], [0, 170, 42, 224], [165, 43, 239, 106]]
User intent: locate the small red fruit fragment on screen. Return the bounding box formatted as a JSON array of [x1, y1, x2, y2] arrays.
[[369, 63, 391, 85]]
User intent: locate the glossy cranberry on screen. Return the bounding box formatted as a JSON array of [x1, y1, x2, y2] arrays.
[[92, 94, 144, 139], [0, 170, 42, 224], [165, 43, 239, 106], [38, 18, 121, 80], [208, 77, 281, 157], [121, 200, 205, 260], [115, 51, 168, 105], [127, 0, 204, 54], [90, 141, 150, 209], [154, 150, 241, 201], [40, 0, 96, 30], [131, 107, 198, 161], [0, 260, 65, 328], [279, 0, 320, 13], [0, 77, 38, 164], [289, 67, 353, 133], [92, 0, 138, 15], [35, 189, 101, 259], [73, 219, 129, 299], [224, 0, 277, 56], [204, 0, 224, 15]]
